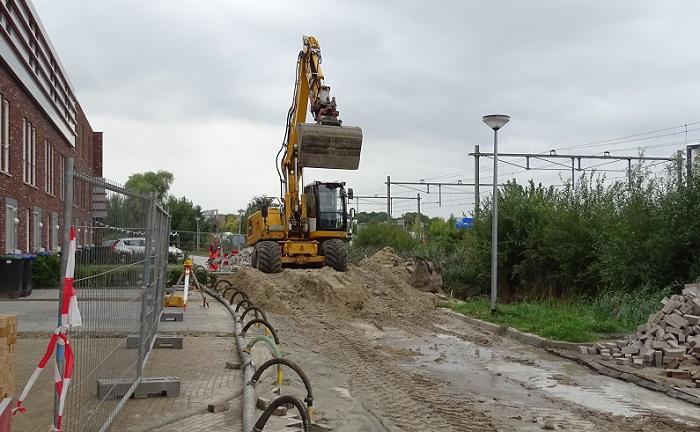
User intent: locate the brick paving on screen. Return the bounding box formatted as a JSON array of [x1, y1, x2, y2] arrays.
[[109, 337, 241, 431]]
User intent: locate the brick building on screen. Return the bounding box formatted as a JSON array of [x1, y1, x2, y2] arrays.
[[0, 0, 102, 254]]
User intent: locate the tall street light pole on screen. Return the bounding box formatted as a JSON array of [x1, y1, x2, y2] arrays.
[[195, 217, 201, 251], [482, 114, 510, 315]]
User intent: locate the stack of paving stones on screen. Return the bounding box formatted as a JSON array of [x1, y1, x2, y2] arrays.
[[581, 284, 700, 386], [0, 315, 17, 398]]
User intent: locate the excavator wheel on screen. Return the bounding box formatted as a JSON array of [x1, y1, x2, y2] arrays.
[[256, 241, 282, 274], [322, 239, 348, 272]]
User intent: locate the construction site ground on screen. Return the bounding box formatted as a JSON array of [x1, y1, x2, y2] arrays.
[[8, 248, 700, 431]]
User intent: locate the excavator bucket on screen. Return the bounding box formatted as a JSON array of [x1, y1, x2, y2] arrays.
[[297, 123, 363, 170]]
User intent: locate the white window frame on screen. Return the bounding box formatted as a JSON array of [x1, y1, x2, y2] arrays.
[[4, 198, 18, 254], [59, 153, 64, 200], [22, 119, 36, 186], [0, 97, 8, 174], [25, 208, 29, 252], [51, 212, 59, 252], [44, 140, 55, 195], [33, 206, 41, 252]]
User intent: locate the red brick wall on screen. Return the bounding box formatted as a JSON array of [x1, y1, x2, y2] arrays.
[[0, 63, 102, 253]]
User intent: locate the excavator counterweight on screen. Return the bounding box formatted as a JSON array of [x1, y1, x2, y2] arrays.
[[297, 123, 363, 170]]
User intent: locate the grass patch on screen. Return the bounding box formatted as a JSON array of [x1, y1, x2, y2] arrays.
[[445, 297, 627, 343]]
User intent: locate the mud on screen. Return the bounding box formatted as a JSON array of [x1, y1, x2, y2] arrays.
[[230, 249, 698, 432]]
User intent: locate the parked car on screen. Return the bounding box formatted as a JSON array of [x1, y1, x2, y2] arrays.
[[169, 245, 184, 261], [102, 238, 183, 261], [103, 238, 147, 255]]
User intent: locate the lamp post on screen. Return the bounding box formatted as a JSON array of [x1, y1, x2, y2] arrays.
[[195, 217, 201, 251], [482, 114, 510, 315]]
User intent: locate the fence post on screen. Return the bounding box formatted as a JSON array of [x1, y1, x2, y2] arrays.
[[138, 194, 156, 379], [54, 156, 74, 429]]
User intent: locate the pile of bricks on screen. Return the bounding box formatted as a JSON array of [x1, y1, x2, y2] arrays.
[[0, 315, 17, 398], [582, 284, 700, 385]]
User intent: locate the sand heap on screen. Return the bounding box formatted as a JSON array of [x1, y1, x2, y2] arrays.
[[588, 284, 700, 383], [228, 247, 437, 325]]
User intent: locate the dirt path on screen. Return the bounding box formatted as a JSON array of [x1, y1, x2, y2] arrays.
[[227, 251, 700, 432]]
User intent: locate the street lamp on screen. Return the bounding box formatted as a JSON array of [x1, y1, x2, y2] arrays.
[[482, 114, 510, 315], [195, 217, 201, 251], [237, 210, 245, 235]]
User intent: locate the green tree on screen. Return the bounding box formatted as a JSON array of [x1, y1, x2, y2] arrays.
[[125, 170, 174, 203]]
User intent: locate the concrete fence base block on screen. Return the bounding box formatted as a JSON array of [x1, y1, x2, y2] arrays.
[[97, 377, 180, 400], [126, 334, 183, 349], [161, 310, 184, 322]]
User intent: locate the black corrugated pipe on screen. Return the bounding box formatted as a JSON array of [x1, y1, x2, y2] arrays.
[[250, 357, 313, 416], [235, 299, 254, 313], [253, 395, 310, 432], [241, 319, 280, 345], [241, 306, 267, 323]]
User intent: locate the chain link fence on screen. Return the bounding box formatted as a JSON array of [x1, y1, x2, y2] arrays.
[[58, 160, 170, 431]]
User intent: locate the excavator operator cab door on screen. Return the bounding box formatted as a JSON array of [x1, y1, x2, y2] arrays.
[[305, 182, 348, 235]]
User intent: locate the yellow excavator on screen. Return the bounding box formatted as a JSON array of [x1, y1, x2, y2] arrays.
[[246, 36, 363, 273]]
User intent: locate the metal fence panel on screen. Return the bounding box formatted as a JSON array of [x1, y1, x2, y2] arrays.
[[59, 164, 170, 431]]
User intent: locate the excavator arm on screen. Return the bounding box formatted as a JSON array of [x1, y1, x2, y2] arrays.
[[281, 35, 362, 237]]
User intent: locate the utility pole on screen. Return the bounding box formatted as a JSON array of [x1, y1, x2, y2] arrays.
[[474, 144, 480, 216], [416, 193, 422, 240], [386, 175, 391, 223]]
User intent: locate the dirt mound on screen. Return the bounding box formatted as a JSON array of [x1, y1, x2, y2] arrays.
[[228, 248, 436, 324]]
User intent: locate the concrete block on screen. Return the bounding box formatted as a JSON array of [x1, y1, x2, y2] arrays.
[[633, 359, 644, 369], [225, 361, 242, 370], [666, 369, 692, 379], [654, 350, 663, 367], [257, 397, 270, 410], [686, 315, 700, 326], [126, 334, 183, 349], [579, 346, 589, 355], [153, 335, 183, 349], [586, 347, 598, 355], [207, 401, 230, 413], [667, 326, 684, 336], [161, 310, 184, 322], [664, 313, 689, 329], [664, 348, 686, 358], [97, 377, 180, 400], [133, 377, 181, 399]]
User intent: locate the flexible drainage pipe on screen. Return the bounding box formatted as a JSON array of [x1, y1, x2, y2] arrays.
[[202, 286, 256, 432]]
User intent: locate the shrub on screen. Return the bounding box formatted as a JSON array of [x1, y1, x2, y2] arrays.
[[354, 223, 417, 252], [32, 254, 61, 288]]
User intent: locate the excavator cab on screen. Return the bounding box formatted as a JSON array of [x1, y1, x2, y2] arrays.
[[304, 182, 350, 236]]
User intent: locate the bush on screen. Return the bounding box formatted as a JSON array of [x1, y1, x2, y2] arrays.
[[32, 254, 61, 288], [354, 223, 417, 252], [167, 267, 182, 286]]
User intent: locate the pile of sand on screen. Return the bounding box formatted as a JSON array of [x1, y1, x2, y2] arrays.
[[227, 247, 437, 324]]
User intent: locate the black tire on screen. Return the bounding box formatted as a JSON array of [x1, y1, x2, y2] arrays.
[[251, 247, 258, 268], [255, 241, 282, 274], [323, 239, 348, 272]]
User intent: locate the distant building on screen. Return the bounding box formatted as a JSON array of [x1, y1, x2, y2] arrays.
[[0, 0, 103, 253]]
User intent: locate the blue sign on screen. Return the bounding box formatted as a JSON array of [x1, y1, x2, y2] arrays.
[[455, 217, 474, 230]]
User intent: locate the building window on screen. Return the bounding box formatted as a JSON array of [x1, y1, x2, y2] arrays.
[[25, 208, 29, 252], [0, 97, 8, 174], [4, 198, 18, 254], [44, 140, 55, 195], [51, 212, 59, 252], [22, 118, 36, 186], [58, 153, 64, 200], [33, 207, 41, 251]]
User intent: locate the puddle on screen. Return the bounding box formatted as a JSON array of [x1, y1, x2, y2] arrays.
[[380, 325, 700, 427]]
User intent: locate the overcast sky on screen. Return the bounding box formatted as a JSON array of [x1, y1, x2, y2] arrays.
[[33, 1, 700, 217]]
